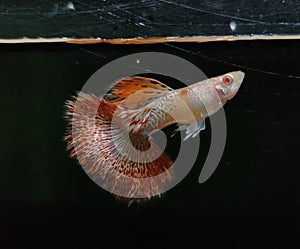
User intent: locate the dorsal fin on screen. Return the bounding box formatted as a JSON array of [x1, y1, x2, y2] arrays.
[[104, 76, 173, 109]]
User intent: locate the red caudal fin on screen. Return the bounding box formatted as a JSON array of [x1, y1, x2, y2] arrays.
[[65, 92, 173, 200]]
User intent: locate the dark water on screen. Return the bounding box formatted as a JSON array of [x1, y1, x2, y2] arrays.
[[0, 41, 299, 247]]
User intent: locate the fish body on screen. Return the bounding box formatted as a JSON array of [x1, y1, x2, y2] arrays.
[[114, 71, 244, 139], [65, 71, 244, 199]]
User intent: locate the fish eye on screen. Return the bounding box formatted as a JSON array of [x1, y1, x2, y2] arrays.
[[223, 74, 233, 84]]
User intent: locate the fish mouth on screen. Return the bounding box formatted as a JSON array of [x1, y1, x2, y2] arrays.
[[227, 71, 245, 100]]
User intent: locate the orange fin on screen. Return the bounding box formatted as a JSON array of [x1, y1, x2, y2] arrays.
[[104, 76, 173, 109], [65, 92, 173, 200]]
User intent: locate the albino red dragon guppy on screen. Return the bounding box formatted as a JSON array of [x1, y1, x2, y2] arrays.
[[65, 71, 245, 200]]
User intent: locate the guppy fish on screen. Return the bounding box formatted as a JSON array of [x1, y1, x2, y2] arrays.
[[65, 71, 244, 200]]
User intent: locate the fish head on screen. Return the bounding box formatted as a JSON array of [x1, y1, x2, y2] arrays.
[[213, 71, 245, 102]]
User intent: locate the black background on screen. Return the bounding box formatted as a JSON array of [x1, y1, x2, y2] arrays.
[[1, 0, 300, 39], [0, 40, 299, 248]]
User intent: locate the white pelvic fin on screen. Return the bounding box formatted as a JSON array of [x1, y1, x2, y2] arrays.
[[179, 120, 206, 141]]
